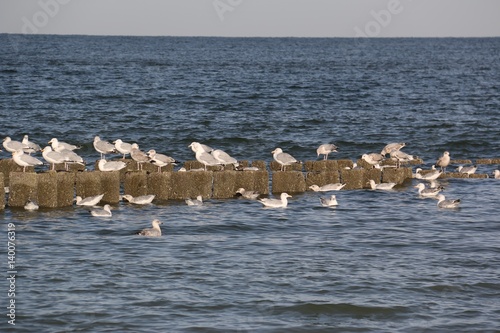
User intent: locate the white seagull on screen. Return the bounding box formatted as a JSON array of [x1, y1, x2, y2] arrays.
[[258, 192, 292, 208], [309, 183, 346, 192], [90, 204, 112, 217], [98, 159, 127, 172], [436, 194, 461, 209], [494, 170, 500, 179], [316, 144, 338, 160], [147, 149, 178, 172], [22, 135, 41, 154], [42, 146, 68, 170], [436, 151, 451, 172], [361, 153, 385, 167], [211, 149, 239, 168], [189, 142, 213, 153], [235, 188, 260, 199], [390, 150, 415, 168], [75, 194, 105, 206], [414, 183, 444, 197], [272, 148, 300, 171], [122, 194, 155, 205], [3, 136, 27, 153], [113, 139, 133, 159], [12, 150, 43, 172], [24, 200, 39, 211], [49, 138, 79, 151], [320, 195, 339, 207], [381, 142, 405, 156], [93, 136, 116, 159], [368, 179, 396, 191], [130, 143, 150, 170], [457, 165, 477, 176], [415, 167, 442, 181], [137, 219, 163, 237], [189, 142, 221, 170], [185, 195, 203, 206]]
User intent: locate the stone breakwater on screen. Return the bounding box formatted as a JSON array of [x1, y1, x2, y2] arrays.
[[1, 157, 498, 209]]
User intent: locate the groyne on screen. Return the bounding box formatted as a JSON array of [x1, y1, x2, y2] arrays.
[[1, 157, 497, 209]]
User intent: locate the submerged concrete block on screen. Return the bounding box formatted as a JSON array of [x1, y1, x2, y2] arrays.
[[271, 171, 306, 193], [0, 173, 4, 210], [213, 170, 269, 199], [305, 160, 339, 172], [305, 171, 340, 188], [8, 172, 38, 207], [170, 171, 213, 200], [476, 159, 492, 164], [382, 167, 412, 184], [147, 172, 172, 200], [124, 171, 149, 197], [100, 171, 121, 204]]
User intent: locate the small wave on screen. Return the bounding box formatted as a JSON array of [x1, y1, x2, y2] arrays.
[[275, 302, 410, 318]]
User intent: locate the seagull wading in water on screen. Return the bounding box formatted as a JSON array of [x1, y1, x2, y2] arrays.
[[436, 194, 461, 209], [320, 195, 338, 207], [272, 148, 299, 171]]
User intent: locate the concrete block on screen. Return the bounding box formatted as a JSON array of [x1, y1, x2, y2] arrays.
[[147, 172, 172, 200], [37, 172, 59, 208], [213, 170, 269, 199], [356, 158, 376, 170], [304, 160, 338, 172], [183, 160, 222, 171], [337, 160, 355, 170], [76, 172, 103, 200], [0, 173, 4, 210], [341, 168, 370, 190], [271, 171, 306, 193], [305, 171, 340, 188], [50, 162, 85, 172], [57, 172, 76, 207], [270, 161, 303, 172], [124, 171, 149, 197], [382, 167, 412, 184], [8, 172, 38, 207], [170, 171, 213, 200], [251, 160, 267, 171], [476, 159, 492, 164], [0, 159, 30, 186], [100, 171, 121, 204], [451, 159, 472, 165]]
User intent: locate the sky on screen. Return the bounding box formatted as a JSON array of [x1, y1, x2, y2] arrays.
[[0, 0, 499, 38]]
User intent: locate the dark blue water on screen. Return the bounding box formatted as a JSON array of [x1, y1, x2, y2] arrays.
[[1, 34, 500, 332]]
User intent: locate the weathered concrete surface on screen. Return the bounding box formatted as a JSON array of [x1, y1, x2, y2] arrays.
[[305, 160, 339, 172], [382, 167, 413, 184], [75, 172, 103, 201], [251, 161, 267, 171], [183, 160, 223, 171], [213, 170, 269, 199], [270, 161, 303, 172], [476, 158, 500, 164], [37, 172, 59, 208], [8, 172, 38, 207], [0, 159, 30, 186], [443, 172, 489, 179], [57, 172, 76, 207], [451, 159, 472, 165], [305, 171, 341, 188], [341, 168, 382, 190], [124, 171, 149, 197], [0, 173, 4, 210], [50, 162, 86, 172], [271, 171, 306, 193], [147, 172, 172, 200], [100, 171, 121, 204], [170, 171, 213, 200]]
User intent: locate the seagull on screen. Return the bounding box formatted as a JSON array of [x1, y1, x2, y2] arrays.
[[58, 148, 85, 170], [272, 148, 300, 171], [130, 143, 150, 170], [361, 153, 384, 167], [22, 135, 41, 154], [457, 165, 477, 176], [147, 149, 178, 172], [12, 150, 43, 172], [415, 167, 442, 181], [390, 150, 415, 168], [137, 219, 163, 237], [24, 200, 39, 211], [42, 146, 68, 170], [436, 194, 461, 209], [185, 195, 203, 206], [189, 142, 221, 171], [211, 149, 239, 169], [3, 136, 28, 153], [309, 183, 346, 192], [320, 195, 338, 207], [98, 159, 127, 172], [235, 188, 260, 199], [93, 136, 116, 159], [316, 144, 338, 160], [189, 142, 213, 153], [368, 179, 396, 191], [75, 194, 104, 206], [436, 151, 451, 172], [113, 139, 133, 159], [49, 138, 79, 151], [121, 194, 155, 205], [90, 204, 112, 217], [381, 142, 405, 156], [258, 192, 292, 208], [414, 183, 444, 197], [494, 170, 500, 179]]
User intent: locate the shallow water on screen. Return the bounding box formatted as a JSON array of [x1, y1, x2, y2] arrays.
[[1, 35, 500, 332]]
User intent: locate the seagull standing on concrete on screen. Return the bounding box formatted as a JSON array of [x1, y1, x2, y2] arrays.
[[93, 136, 116, 159], [12, 150, 43, 172], [272, 148, 300, 171], [316, 144, 338, 160], [436, 151, 451, 172]]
